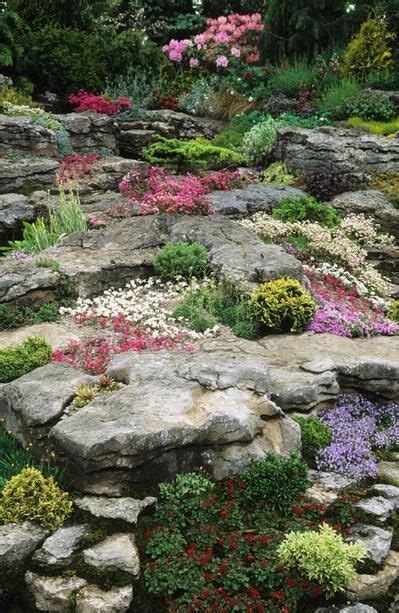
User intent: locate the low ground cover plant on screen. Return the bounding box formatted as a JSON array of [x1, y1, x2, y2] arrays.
[[144, 455, 362, 611], [371, 171, 399, 208], [154, 241, 209, 280], [56, 154, 100, 185], [294, 416, 332, 469], [347, 116, 399, 136], [272, 195, 340, 228], [73, 376, 119, 408], [143, 136, 243, 169], [0, 336, 52, 383], [263, 162, 296, 187]]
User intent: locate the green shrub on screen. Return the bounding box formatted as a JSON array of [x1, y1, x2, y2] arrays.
[[159, 471, 214, 506], [154, 241, 209, 280], [365, 69, 399, 90], [0, 336, 52, 383], [0, 302, 61, 331], [320, 79, 361, 116], [272, 195, 341, 227], [143, 136, 243, 169], [0, 467, 72, 530], [0, 427, 63, 490], [7, 188, 87, 254], [389, 299, 399, 322], [294, 416, 332, 468], [241, 117, 281, 165], [213, 111, 268, 150], [240, 453, 309, 513], [267, 61, 318, 98], [263, 162, 296, 187], [335, 91, 396, 121], [8, 0, 93, 29], [249, 278, 316, 333], [342, 18, 394, 80], [278, 523, 366, 597], [347, 116, 399, 135]]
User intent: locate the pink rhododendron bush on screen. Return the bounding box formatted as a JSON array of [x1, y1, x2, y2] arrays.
[[162, 14, 264, 70]]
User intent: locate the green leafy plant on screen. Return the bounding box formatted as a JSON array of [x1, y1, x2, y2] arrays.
[[73, 376, 119, 408], [241, 117, 281, 165], [263, 162, 296, 187], [0, 336, 52, 383], [0, 302, 62, 331], [277, 523, 366, 597], [143, 136, 243, 169], [320, 79, 361, 116], [335, 90, 396, 121], [213, 111, 268, 150], [294, 416, 332, 468], [240, 453, 309, 513], [178, 77, 218, 117], [272, 195, 341, 227], [0, 467, 72, 530], [249, 278, 316, 333], [154, 241, 209, 280], [342, 18, 394, 80], [267, 61, 318, 98], [6, 188, 87, 254], [159, 471, 214, 508], [389, 299, 399, 322]]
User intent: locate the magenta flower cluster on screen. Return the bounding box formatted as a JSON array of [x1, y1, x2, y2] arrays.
[[316, 395, 399, 481], [163, 13, 263, 69], [306, 269, 398, 338]]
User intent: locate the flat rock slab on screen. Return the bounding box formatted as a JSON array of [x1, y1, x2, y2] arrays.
[[74, 495, 156, 524], [347, 550, 399, 601], [355, 496, 396, 522], [54, 112, 117, 154], [0, 522, 47, 569], [208, 184, 306, 216], [32, 524, 90, 569], [0, 157, 58, 194], [348, 524, 393, 565], [25, 572, 87, 612], [306, 470, 357, 505], [0, 213, 303, 304], [83, 533, 140, 577], [0, 114, 58, 157], [75, 584, 133, 613]]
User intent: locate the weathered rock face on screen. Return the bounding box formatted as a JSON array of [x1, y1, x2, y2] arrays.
[[32, 524, 90, 569], [0, 114, 58, 157], [355, 484, 399, 522], [0, 214, 303, 305], [306, 470, 357, 505], [0, 193, 45, 242], [74, 495, 156, 525], [331, 190, 399, 237], [0, 523, 48, 569], [275, 126, 399, 177], [208, 184, 306, 217], [0, 157, 58, 194], [25, 572, 87, 612], [75, 584, 133, 613], [54, 112, 118, 154], [348, 524, 393, 565], [377, 461, 399, 487], [347, 550, 399, 600], [83, 534, 140, 577]]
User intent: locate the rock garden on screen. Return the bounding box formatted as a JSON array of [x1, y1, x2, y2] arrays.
[[0, 1, 399, 612]]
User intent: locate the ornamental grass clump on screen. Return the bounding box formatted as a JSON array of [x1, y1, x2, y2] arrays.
[[316, 394, 399, 481], [277, 523, 366, 597], [154, 242, 209, 280], [0, 467, 72, 530], [249, 278, 316, 333]]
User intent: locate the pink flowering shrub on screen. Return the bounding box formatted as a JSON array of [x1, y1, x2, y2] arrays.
[[68, 91, 131, 115], [162, 14, 263, 69], [306, 269, 398, 338], [56, 154, 100, 185], [119, 167, 247, 216], [52, 314, 194, 375]]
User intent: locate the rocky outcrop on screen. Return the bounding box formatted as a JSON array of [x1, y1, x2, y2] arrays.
[[275, 126, 399, 177], [348, 524, 393, 565], [209, 184, 306, 216], [377, 461, 399, 487], [0, 114, 58, 157], [32, 525, 90, 569], [0, 214, 303, 305], [0, 523, 48, 569], [0, 193, 45, 242], [355, 484, 399, 521], [75, 584, 133, 613], [331, 190, 399, 237], [0, 157, 58, 194], [74, 495, 156, 525], [347, 550, 399, 601], [83, 534, 140, 577], [54, 112, 118, 154], [25, 572, 88, 612]]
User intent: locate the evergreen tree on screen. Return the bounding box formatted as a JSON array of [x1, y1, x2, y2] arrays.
[[8, 0, 93, 30]]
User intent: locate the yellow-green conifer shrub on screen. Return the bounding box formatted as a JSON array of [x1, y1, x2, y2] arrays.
[[388, 299, 399, 322], [0, 467, 72, 530], [249, 278, 316, 333], [342, 18, 394, 79], [277, 523, 366, 597]]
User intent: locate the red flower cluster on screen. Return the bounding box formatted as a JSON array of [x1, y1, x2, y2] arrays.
[[56, 154, 100, 185], [68, 91, 131, 115]]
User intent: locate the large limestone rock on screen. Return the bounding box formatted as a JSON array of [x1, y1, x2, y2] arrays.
[[0, 114, 58, 156], [377, 461, 399, 487], [348, 524, 393, 565], [32, 524, 90, 569], [0, 214, 303, 305], [208, 184, 306, 216], [83, 534, 140, 577], [0, 193, 43, 242], [74, 495, 156, 524], [275, 126, 399, 177], [76, 584, 133, 613], [0, 523, 47, 569], [0, 157, 58, 194], [25, 572, 87, 612], [347, 550, 399, 600], [55, 112, 117, 154], [331, 190, 399, 237]]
